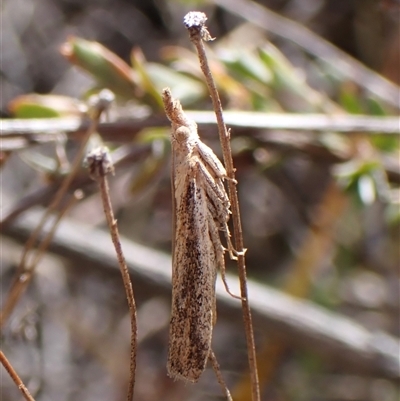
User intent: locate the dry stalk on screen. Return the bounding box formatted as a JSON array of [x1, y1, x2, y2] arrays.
[[183, 11, 260, 401], [86, 147, 138, 401], [209, 350, 233, 401], [0, 90, 115, 329], [0, 350, 37, 401], [0, 192, 79, 326]]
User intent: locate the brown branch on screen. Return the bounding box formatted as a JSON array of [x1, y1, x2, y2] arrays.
[[0, 192, 79, 327], [2, 115, 398, 184], [86, 147, 137, 401], [2, 115, 398, 183], [0, 91, 114, 329], [184, 112, 400, 133], [0, 350, 37, 401], [1, 114, 399, 145], [209, 350, 233, 401], [184, 11, 260, 401], [4, 209, 400, 379], [0, 143, 152, 229]]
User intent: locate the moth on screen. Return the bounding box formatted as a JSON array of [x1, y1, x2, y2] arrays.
[[162, 88, 235, 383]]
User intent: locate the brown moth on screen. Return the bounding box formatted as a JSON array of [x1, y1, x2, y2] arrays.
[[162, 88, 233, 383]]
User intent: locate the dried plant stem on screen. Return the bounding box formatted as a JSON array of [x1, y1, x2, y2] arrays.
[[0, 110, 99, 330], [0, 193, 79, 327], [184, 12, 260, 401], [100, 176, 137, 401], [209, 350, 233, 401], [0, 350, 36, 401], [86, 147, 137, 401], [0, 91, 114, 330], [17, 112, 100, 272]]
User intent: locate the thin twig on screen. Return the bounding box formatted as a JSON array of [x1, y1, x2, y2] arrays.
[[1, 114, 399, 146], [0, 350, 37, 401], [209, 350, 233, 401], [185, 112, 400, 133], [17, 91, 114, 274], [0, 90, 115, 330], [0, 143, 153, 229], [184, 12, 260, 401], [86, 147, 138, 401], [6, 209, 400, 379], [0, 192, 79, 326]]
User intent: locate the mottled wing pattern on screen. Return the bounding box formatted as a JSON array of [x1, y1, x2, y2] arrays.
[[164, 88, 232, 383], [168, 160, 217, 383]]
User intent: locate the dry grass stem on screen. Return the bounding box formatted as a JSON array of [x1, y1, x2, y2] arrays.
[[0, 90, 114, 329], [0, 192, 79, 326], [86, 146, 138, 401], [0, 350, 37, 401], [6, 209, 400, 379], [209, 350, 233, 401], [184, 11, 260, 401]]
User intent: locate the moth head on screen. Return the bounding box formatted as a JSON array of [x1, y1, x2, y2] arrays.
[[173, 126, 191, 143]]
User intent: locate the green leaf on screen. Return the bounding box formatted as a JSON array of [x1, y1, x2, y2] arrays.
[[366, 96, 388, 116], [145, 63, 206, 106], [259, 44, 339, 113], [8, 94, 84, 118], [221, 49, 272, 85], [12, 104, 61, 118], [369, 135, 399, 153], [339, 83, 364, 114], [60, 37, 137, 99], [130, 47, 164, 110]]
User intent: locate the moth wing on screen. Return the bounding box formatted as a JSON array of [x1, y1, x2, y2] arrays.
[[168, 163, 217, 383], [170, 146, 178, 271]]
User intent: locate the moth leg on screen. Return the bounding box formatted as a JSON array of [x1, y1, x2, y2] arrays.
[[208, 225, 218, 328], [207, 212, 242, 300], [197, 159, 241, 261], [224, 176, 238, 184], [206, 194, 238, 262], [222, 227, 238, 261], [197, 160, 230, 204], [221, 226, 247, 260], [198, 170, 231, 242], [206, 195, 229, 228], [197, 141, 227, 178], [197, 140, 239, 186]]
